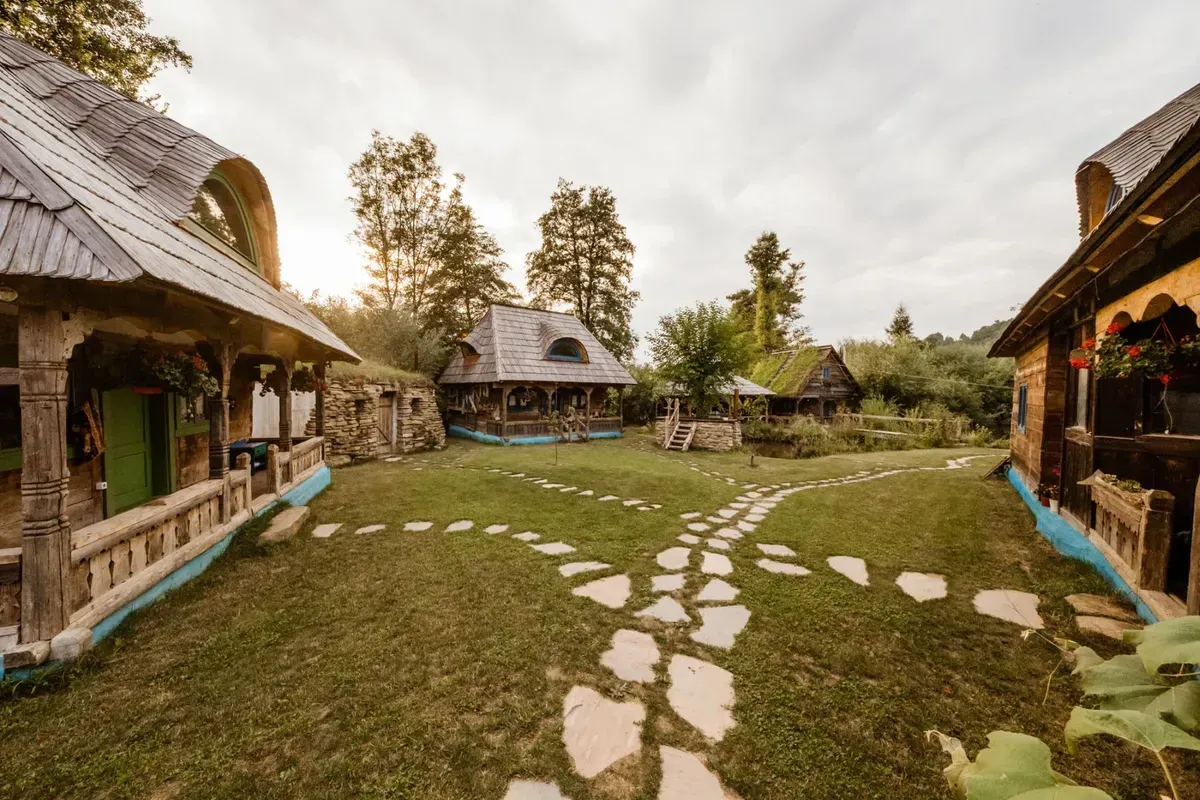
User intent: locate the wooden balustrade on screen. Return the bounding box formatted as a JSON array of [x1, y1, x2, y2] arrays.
[[589, 416, 622, 433], [289, 436, 324, 480], [1085, 471, 1174, 591]]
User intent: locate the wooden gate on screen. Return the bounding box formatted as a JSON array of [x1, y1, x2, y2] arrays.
[[377, 393, 395, 455]]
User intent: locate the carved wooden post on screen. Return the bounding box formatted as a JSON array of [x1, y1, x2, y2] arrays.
[[584, 387, 592, 441], [18, 307, 72, 642], [1190, 480, 1200, 615], [236, 453, 253, 513], [206, 343, 235, 523], [1138, 490, 1174, 590], [313, 362, 326, 462], [619, 387, 625, 429], [266, 444, 281, 496], [275, 359, 294, 484], [500, 385, 509, 442]]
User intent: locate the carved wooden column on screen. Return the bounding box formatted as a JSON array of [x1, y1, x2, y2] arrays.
[[313, 362, 326, 462], [585, 387, 592, 441], [205, 343, 235, 523], [275, 359, 294, 484], [500, 386, 509, 441], [18, 307, 72, 642]]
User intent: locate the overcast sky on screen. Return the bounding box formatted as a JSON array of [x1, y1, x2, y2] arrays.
[[145, 1, 1200, 356]]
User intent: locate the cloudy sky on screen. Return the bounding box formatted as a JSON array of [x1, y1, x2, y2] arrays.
[[145, 1, 1200, 356]]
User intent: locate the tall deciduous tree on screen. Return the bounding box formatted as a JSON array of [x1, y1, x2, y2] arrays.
[[887, 304, 915, 340], [0, 0, 191, 103], [738, 232, 808, 353], [525, 179, 639, 361], [649, 302, 752, 415]]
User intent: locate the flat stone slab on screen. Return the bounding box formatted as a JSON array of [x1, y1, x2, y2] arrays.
[[1077, 615, 1142, 641], [757, 543, 795, 557], [716, 508, 738, 519], [659, 746, 727, 800], [691, 605, 751, 649], [827, 556, 869, 586], [504, 780, 571, 800], [1065, 593, 1140, 623], [573, 574, 631, 608], [560, 486, 578, 492], [560, 561, 610, 577], [577, 490, 594, 496], [974, 589, 1044, 629], [895, 572, 947, 602], [743, 513, 765, 523], [657, 547, 691, 570], [445, 520, 474, 532], [696, 579, 739, 603], [728, 503, 747, 510], [705, 538, 731, 551], [701, 552, 732, 575], [636, 596, 690, 623], [599, 495, 620, 502], [543, 483, 565, 489], [513, 531, 541, 542], [680, 512, 702, 519], [532, 542, 577, 555], [713, 528, 743, 540], [260, 505, 310, 543], [678, 534, 701, 545], [756, 558, 810, 576], [736, 521, 756, 532], [354, 524, 386, 535], [686, 522, 711, 532], [384, 456, 404, 462], [311, 523, 342, 538], [485, 524, 510, 534], [748, 505, 769, 514], [668, 655, 735, 741], [601, 629, 659, 682], [652, 573, 686, 592], [562, 685, 644, 779]]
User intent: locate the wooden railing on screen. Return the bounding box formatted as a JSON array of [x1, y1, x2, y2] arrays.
[[590, 416, 622, 433], [1085, 471, 1174, 591], [68, 467, 252, 629], [448, 410, 480, 431], [289, 436, 324, 479], [504, 420, 551, 438], [664, 398, 680, 450]]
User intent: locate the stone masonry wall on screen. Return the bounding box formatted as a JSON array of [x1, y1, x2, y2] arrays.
[[654, 418, 742, 452], [306, 380, 445, 463]]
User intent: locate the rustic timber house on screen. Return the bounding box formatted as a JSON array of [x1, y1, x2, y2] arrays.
[[657, 376, 774, 452], [990, 80, 1200, 618], [0, 34, 356, 671], [749, 345, 862, 419], [439, 304, 635, 444]]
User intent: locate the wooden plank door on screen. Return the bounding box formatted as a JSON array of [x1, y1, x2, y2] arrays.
[[377, 393, 395, 454], [102, 388, 153, 517]]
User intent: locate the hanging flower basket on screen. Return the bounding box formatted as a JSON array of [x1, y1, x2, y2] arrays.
[[1070, 321, 1180, 380], [291, 366, 318, 394], [88, 340, 218, 401]]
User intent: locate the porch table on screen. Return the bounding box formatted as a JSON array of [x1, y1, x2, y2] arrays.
[[229, 440, 268, 473]]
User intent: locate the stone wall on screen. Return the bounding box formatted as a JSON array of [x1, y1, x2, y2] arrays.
[[307, 380, 444, 464], [654, 418, 742, 452]]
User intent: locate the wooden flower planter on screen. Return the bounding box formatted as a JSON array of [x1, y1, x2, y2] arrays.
[[1084, 471, 1174, 592]]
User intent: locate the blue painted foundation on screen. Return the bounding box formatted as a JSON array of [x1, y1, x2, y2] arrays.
[[1007, 468, 1157, 623], [1, 465, 333, 681], [448, 425, 623, 446]]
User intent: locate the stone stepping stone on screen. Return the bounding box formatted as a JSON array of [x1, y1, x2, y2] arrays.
[[705, 538, 731, 551], [714, 528, 743, 541], [560, 486, 578, 493], [667, 655, 735, 741], [599, 495, 620, 502], [827, 556, 869, 586], [532, 478, 548, 484], [735, 495, 752, 502], [757, 543, 795, 557], [680, 512, 702, 520], [748, 506, 769, 515], [562, 686, 644, 779], [560, 561, 610, 577], [384, 456, 404, 463], [895, 572, 947, 602], [686, 522, 710, 532], [543, 483, 565, 489], [758, 501, 778, 508], [1076, 615, 1142, 641], [728, 503, 748, 510], [484, 524, 510, 534], [652, 573, 686, 593], [403, 521, 433, 532], [355, 524, 385, 535], [512, 473, 525, 478], [488, 468, 502, 472], [636, 596, 690, 623], [645, 504, 662, 509], [577, 489, 594, 496], [532, 542, 577, 555], [658, 746, 726, 800], [756, 558, 810, 576], [514, 531, 542, 542], [1065, 593, 1140, 622], [973, 589, 1044, 629], [691, 605, 751, 649], [701, 552, 732, 576], [696, 579, 738, 603], [677, 534, 701, 545], [601, 629, 659, 682], [503, 780, 570, 800], [743, 514, 765, 523], [745, 491, 762, 498], [311, 523, 342, 538], [411, 467, 423, 471], [573, 574, 631, 608], [705, 516, 726, 524], [657, 547, 691, 570], [716, 508, 738, 519], [445, 520, 474, 532], [622, 498, 645, 506], [736, 521, 756, 532]]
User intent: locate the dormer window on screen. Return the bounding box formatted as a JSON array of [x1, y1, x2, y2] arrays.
[[188, 174, 256, 264], [546, 338, 586, 362], [459, 341, 480, 366], [1105, 182, 1123, 213]]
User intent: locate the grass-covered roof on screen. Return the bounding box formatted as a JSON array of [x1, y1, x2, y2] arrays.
[[328, 360, 434, 387], [749, 347, 826, 395]]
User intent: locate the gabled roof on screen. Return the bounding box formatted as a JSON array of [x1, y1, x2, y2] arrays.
[[664, 375, 774, 398], [0, 33, 356, 360], [749, 345, 861, 398], [439, 304, 635, 385]]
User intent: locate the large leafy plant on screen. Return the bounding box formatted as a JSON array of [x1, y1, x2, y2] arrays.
[[930, 616, 1200, 799]]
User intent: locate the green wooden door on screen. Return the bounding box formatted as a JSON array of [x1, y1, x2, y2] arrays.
[[103, 389, 153, 516]]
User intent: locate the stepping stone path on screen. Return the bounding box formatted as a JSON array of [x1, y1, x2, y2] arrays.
[[657, 547, 691, 570], [701, 552, 732, 576], [716, 508, 738, 519], [895, 572, 947, 602], [691, 605, 751, 649], [311, 523, 341, 538], [623, 498, 645, 506], [757, 543, 794, 557], [827, 556, 869, 586], [513, 531, 541, 542], [573, 574, 631, 608], [445, 520, 474, 532], [696, 579, 738, 603], [543, 483, 564, 489], [659, 746, 728, 800], [714, 528, 742, 540], [355, 524, 385, 535], [736, 521, 756, 532], [974, 589, 1044, 629], [652, 573, 686, 592], [532, 542, 576, 555], [560, 561, 610, 577], [578, 490, 594, 496], [743, 514, 765, 523], [686, 522, 710, 532], [601, 629, 660, 682], [756, 558, 809, 576], [484, 524, 510, 534], [705, 539, 731, 551], [680, 512, 702, 520], [562, 686, 644, 779], [668, 655, 735, 741], [678, 534, 701, 545], [503, 780, 570, 800], [599, 495, 620, 502], [403, 521, 433, 532], [636, 596, 690, 623]]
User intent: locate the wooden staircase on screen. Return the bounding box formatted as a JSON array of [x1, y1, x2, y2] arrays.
[[665, 420, 696, 451]]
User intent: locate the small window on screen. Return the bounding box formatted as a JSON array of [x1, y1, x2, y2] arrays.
[[1105, 182, 1123, 213], [546, 339, 585, 362], [188, 175, 255, 262], [1017, 383, 1029, 433], [822, 366, 831, 379]]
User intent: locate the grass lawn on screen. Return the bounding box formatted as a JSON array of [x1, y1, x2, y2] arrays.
[[1, 432, 1195, 799]]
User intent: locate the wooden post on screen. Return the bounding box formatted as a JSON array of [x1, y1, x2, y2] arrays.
[[732, 388, 741, 420], [205, 343, 235, 523], [585, 387, 592, 441], [619, 387, 624, 429], [275, 359, 294, 483], [1190, 479, 1200, 615], [236, 453, 253, 512], [501, 385, 510, 442], [266, 444, 281, 496], [18, 307, 72, 642], [1138, 490, 1174, 590], [313, 362, 326, 462]]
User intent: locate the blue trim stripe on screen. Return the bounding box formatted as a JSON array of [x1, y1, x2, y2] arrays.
[[447, 425, 622, 446]]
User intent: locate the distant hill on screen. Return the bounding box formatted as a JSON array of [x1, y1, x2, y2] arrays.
[[922, 318, 1012, 349]]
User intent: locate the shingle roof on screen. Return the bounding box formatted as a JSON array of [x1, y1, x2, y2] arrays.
[[0, 33, 356, 360], [664, 375, 774, 397], [439, 304, 636, 385]]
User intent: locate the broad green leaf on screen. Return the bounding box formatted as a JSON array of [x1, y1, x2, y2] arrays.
[[1143, 681, 1200, 731], [1009, 789, 1111, 800], [1123, 617, 1200, 674], [1064, 707, 1200, 755], [1074, 652, 1200, 730], [1072, 646, 1104, 673], [961, 732, 1079, 799]]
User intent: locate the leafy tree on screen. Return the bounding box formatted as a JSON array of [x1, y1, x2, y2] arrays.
[[298, 289, 449, 375], [611, 363, 661, 426], [887, 304, 915, 340], [649, 302, 752, 415], [525, 179, 640, 361], [427, 185, 518, 339], [0, 0, 191, 104], [738, 232, 808, 353]]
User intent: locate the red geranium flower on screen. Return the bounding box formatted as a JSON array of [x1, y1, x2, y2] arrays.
[[1082, 337, 1096, 350], [1106, 322, 1126, 335], [1069, 358, 1090, 370], [1160, 373, 1173, 386], [1127, 345, 1142, 357]]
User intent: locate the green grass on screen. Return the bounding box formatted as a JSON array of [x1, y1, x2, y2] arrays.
[[1, 433, 1194, 799]]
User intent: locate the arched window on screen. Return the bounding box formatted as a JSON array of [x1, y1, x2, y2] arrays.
[[546, 338, 586, 362], [188, 174, 256, 263]]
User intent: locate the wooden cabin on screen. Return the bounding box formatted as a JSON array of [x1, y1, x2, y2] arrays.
[[749, 345, 862, 419], [439, 304, 635, 443], [990, 80, 1200, 618], [0, 34, 355, 668]]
